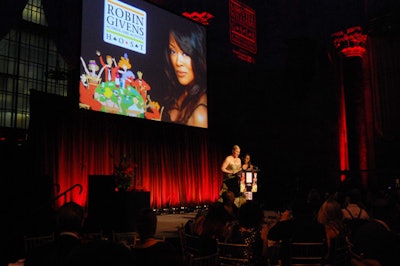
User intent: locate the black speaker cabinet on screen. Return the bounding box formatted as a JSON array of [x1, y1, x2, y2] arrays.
[[87, 175, 150, 232]]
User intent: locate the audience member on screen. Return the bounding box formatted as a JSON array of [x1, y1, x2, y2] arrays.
[[341, 188, 370, 243], [228, 201, 267, 266], [186, 199, 236, 256], [317, 197, 352, 266], [24, 201, 85, 266], [181, 198, 238, 259], [268, 209, 293, 242], [185, 209, 207, 236], [215, 190, 239, 225], [267, 190, 325, 266], [131, 208, 182, 266], [350, 195, 400, 266], [267, 209, 294, 266], [306, 188, 324, 217], [290, 188, 325, 242]]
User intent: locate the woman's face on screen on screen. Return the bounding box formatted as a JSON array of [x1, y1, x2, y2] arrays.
[[169, 33, 194, 86]]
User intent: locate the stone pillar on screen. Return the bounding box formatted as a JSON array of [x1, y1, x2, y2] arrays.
[[331, 26, 371, 187]]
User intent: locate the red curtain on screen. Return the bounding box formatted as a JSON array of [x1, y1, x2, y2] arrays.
[[28, 90, 224, 210]]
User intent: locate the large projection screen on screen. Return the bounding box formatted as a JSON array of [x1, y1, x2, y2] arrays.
[[80, 0, 208, 128]]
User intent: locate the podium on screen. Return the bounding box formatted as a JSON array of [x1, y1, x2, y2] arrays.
[[87, 175, 150, 232], [240, 170, 259, 200]]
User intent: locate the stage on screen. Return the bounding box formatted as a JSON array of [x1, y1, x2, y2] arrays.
[[154, 209, 278, 239], [155, 212, 197, 238]]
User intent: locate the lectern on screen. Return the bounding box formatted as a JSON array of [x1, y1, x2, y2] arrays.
[[240, 170, 259, 200]]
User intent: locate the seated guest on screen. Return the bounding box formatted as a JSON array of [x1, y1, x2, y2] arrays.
[[341, 188, 370, 243], [317, 197, 352, 266], [350, 196, 400, 266], [184, 200, 234, 256], [342, 188, 369, 219], [131, 208, 182, 266], [267, 195, 325, 266], [185, 209, 207, 236], [190, 190, 238, 238], [24, 201, 85, 266], [267, 209, 294, 266], [228, 201, 267, 266], [197, 199, 236, 255], [215, 190, 239, 225], [267, 209, 294, 242], [291, 189, 325, 242]]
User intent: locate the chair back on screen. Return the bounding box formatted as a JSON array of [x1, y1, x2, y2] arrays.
[[188, 252, 219, 266], [329, 234, 352, 265], [289, 241, 325, 265], [185, 233, 202, 254], [178, 225, 203, 264], [24, 233, 55, 253], [216, 239, 252, 266]]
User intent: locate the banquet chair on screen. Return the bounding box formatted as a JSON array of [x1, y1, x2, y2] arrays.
[[216, 239, 252, 266], [178, 225, 187, 259], [188, 252, 219, 266], [289, 241, 325, 266], [183, 232, 202, 255], [24, 233, 55, 252], [178, 225, 202, 265]]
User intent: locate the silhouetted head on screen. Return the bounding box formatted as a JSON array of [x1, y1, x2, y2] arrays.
[[55, 201, 84, 234]]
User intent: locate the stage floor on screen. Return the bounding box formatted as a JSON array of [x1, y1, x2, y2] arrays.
[[154, 210, 278, 239], [155, 212, 197, 238]]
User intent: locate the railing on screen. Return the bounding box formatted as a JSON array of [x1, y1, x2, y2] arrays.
[[25, 183, 83, 223], [53, 183, 61, 194], [53, 183, 83, 205]]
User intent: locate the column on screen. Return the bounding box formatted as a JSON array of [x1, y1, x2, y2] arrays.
[[331, 26, 372, 187]]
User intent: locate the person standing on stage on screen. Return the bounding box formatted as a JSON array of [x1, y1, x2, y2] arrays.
[[241, 153, 254, 171], [220, 145, 242, 198]]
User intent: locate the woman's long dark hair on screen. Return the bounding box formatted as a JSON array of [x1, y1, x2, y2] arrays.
[[163, 23, 207, 124]]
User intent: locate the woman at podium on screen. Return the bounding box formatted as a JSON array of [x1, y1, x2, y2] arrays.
[[241, 153, 254, 171], [220, 145, 242, 197]]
